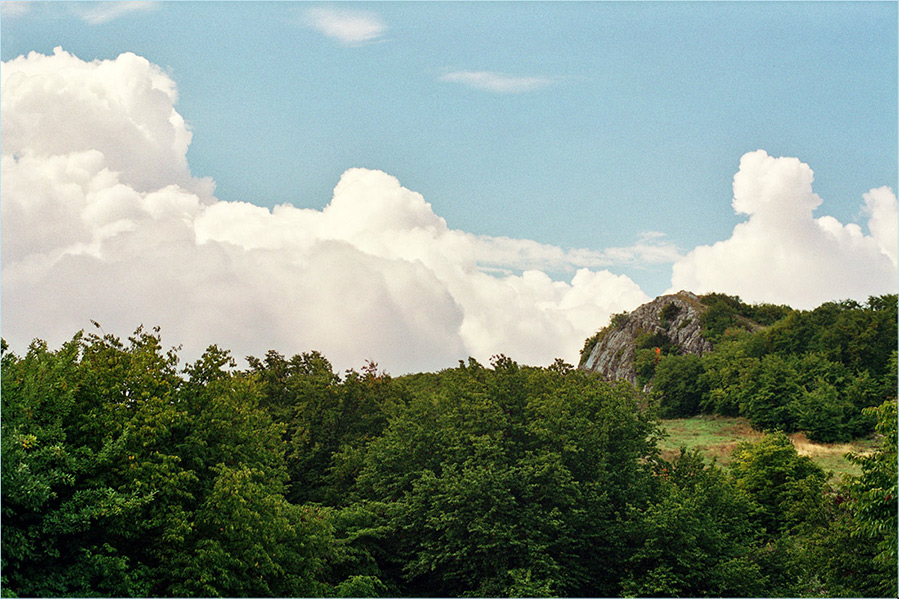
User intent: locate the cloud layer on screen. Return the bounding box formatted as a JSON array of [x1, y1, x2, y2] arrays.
[[669, 150, 897, 308], [1, 48, 649, 373], [2, 49, 894, 373]]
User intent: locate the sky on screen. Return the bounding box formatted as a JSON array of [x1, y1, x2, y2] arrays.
[[1, 1, 897, 374]]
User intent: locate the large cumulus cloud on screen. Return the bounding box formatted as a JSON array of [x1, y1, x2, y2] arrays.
[[1, 48, 650, 372], [2, 47, 205, 195], [670, 150, 897, 308], [7, 49, 893, 373]]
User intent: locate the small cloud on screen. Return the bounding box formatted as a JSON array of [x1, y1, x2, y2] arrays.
[[76, 1, 158, 25], [1, 1, 31, 18], [305, 6, 386, 46], [440, 70, 556, 94]]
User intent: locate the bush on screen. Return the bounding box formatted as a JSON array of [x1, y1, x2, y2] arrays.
[[659, 303, 681, 329], [797, 381, 852, 443], [738, 355, 801, 433], [654, 355, 709, 418]]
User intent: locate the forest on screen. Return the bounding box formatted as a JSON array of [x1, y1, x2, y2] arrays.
[[1, 294, 897, 598]]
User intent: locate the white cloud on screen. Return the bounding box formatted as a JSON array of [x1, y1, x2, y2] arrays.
[[862, 186, 898, 266], [461, 232, 680, 275], [669, 150, 898, 308], [1, 1, 30, 18], [1, 46, 208, 196], [193, 167, 652, 367], [1, 49, 650, 373], [8, 50, 890, 374], [76, 1, 158, 25], [440, 71, 556, 94], [304, 6, 386, 46]]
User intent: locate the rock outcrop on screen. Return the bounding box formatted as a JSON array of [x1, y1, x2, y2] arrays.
[[578, 291, 713, 386]]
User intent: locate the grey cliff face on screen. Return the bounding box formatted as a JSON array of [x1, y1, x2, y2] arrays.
[[579, 291, 713, 386]]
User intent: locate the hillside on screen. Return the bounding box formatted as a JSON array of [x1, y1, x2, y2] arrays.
[[579, 291, 898, 443]]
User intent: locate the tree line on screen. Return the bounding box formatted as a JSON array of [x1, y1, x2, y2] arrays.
[[2, 313, 897, 596]]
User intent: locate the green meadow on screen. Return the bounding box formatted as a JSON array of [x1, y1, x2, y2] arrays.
[[659, 415, 879, 478]]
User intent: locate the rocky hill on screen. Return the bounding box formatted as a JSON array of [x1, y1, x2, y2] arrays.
[[578, 291, 713, 386]]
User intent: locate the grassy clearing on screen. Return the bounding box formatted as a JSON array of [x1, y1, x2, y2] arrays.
[[658, 415, 878, 478]]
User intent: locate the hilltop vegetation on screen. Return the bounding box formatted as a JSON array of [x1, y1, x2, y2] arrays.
[[583, 293, 897, 444], [1, 293, 897, 597]]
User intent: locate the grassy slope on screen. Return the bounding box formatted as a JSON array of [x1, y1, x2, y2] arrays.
[[658, 415, 879, 479]]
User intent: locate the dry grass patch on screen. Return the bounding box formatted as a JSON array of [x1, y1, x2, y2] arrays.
[[790, 432, 856, 458], [789, 432, 877, 478]]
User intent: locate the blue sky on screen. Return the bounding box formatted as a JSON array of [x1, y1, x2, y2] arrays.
[[4, 1, 895, 288], [1, 1, 897, 372]]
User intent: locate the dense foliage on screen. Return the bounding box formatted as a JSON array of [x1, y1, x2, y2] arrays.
[[650, 294, 897, 443], [2, 312, 897, 597]]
